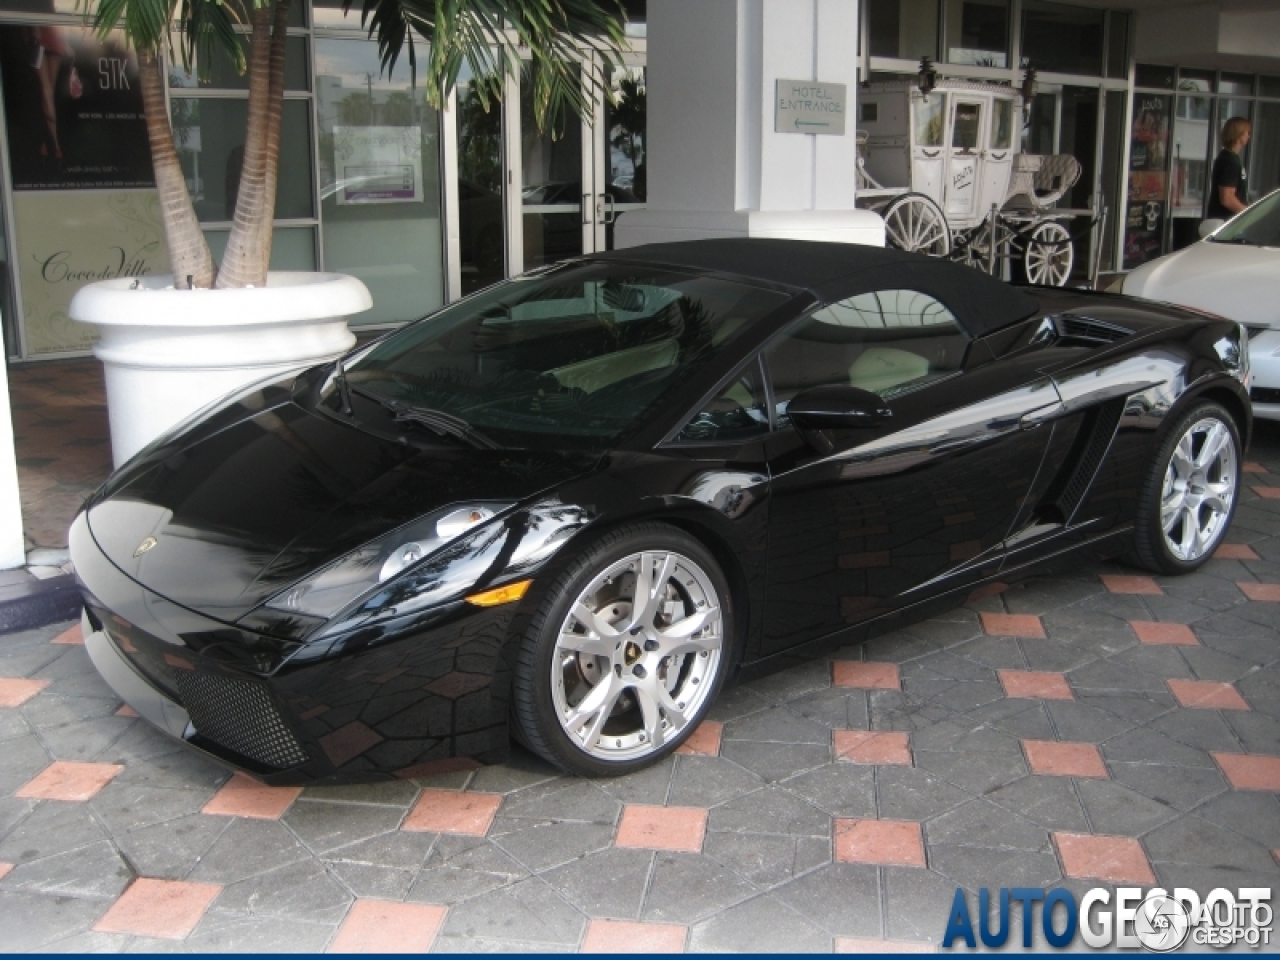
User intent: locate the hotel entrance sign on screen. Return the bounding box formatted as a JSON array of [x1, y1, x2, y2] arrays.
[[775, 79, 847, 135]]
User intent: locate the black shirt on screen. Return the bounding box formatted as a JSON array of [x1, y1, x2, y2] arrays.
[[1208, 148, 1246, 219]]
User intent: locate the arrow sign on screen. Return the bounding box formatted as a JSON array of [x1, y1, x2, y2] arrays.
[[796, 119, 831, 129], [775, 78, 847, 136]]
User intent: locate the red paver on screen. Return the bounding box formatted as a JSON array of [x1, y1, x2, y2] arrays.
[[676, 721, 723, 757], [403, 790, 502, 836], [1243, 462, 1268, 474], [1167, 679, 1250, 711], [1100, 575, 1162, 595], [51, 624, 83, 645], [328, 899, 447, 953], [93, 878, 221, 939], [202, 772, 302, 820], [980, 612, 1045, 639], [834, 819, 926, 867], [966, 581, 1009, 605], [115, 704, 138, 718], [1253, 487, 1280, 499], [1215, 543, 1260, 560], [0, 677, 50, 708], [0, 863, 12, 881], [615, 804, 707, 853], [15, 761, 122, 801], [581, 918, 687, 953], [1054, 832, 1155, 884], [998, 670, 1074, 700], [836, 939, 934, 953], [833, 730, 912, 766], [1023, 740, 1108, 778], [1129, 620, 1198, 646], [832, 660, 901, 690], [393, 757, 483, 780], [1239, 582, 1280, 602], [1213, 753, 1280, 791]]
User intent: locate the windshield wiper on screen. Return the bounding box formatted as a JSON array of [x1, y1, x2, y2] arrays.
[[350, 386, 501, 450], [332, 358, 355, 416]]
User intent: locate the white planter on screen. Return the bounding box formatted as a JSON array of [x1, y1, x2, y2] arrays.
[[70, 271, 372, 467]]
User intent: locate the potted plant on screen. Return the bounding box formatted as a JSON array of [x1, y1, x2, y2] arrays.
[[70, 0, 626, 465]]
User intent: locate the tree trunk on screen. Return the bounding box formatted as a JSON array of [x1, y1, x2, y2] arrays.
[[138, 49, 216, 289], [259, 0, 291, 252], [215, 3, 276, 289]]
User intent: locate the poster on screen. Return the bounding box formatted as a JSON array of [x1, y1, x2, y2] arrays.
[[13, 190, 169, 355], [0, 24, 153, 190], [332, 126, 423, 204], [1123, 93, 1171, 269]]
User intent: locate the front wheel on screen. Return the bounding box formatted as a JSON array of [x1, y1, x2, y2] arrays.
[[1023, 221, 1074, 286], [1130, 402, 1242, 575], [882, 193, 952, 257], [511, 524, 732, 776]]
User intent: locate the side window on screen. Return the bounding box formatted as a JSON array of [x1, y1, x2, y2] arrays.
[[674, 358, 770, 443], [764, 290, 969, 427]]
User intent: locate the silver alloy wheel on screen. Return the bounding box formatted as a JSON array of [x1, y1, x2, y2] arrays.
[[551, 550, 723, 761], [1024, 221, 1074, 286], [1161, 417, 1238, 562], [883, 195, 951, 257]]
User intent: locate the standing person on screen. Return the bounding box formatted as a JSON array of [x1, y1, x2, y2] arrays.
[[1208, 117, 1251, 219]]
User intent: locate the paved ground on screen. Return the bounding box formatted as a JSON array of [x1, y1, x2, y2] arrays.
[[0, 422, 1278, 952]]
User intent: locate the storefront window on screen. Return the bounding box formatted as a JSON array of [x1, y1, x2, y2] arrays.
[[1105, 12, 1129, 80], [315, 37, 444, 325], [604, 65, 646, 249], [944, 0, 1008, 68], [1253, 101, 1280, 201], [168, 36, 309, 91], [521, 66, 583, 272], [1178, 70, 1214, 94], [1021, 1, 1104, 76], [1135, 64, 1175, 90], [1170, 95, 1211, 230], [455, 60, 503, 296], [1124, 92, 1172, 269], [204, 225, 316, 270], [867, 0, 938, 61], [1261, 77, 1280, 98], [171, 98, 314, 222]]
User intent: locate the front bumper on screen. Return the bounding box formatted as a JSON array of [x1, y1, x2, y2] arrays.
[[71, 511, 517, 784], [1249, 329, 1280, 421]]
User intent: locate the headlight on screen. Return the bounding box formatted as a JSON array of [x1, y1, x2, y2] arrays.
[[264, 503, 510, 620]]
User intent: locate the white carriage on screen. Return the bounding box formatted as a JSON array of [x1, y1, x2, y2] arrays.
[[855, 79, 1098, 287]]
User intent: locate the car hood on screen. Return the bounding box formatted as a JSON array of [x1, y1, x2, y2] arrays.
[[86, 400, 599, 622], [1123, 242, 1278, 328]]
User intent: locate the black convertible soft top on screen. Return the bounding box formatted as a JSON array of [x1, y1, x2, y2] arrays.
[[589, 238, 1042, 338]]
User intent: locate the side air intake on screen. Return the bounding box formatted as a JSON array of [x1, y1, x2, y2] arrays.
[[1035, 398, 1126, 525], [1053, 315, 1134, 347]]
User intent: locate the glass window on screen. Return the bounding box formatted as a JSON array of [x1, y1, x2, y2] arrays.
[[952, 101, 981, 151], [1178, 70, 1214, 94], [915, 94, 945, 146], [168, 36, 309, 91], [1171, 96, 1211, 218], [455, 61, 504, 295], [1207, 189, 1280, 247], [1220, 73, 1253, 96], [945, 0, 1008, 69], [992, 97, 1014, 150], [1260, 76, 1280, 98], [346, 264, 790, 450], [171, 98, 314, 221], [203, 226, 316, 270], [766, 291, 968, 425], [1021, 1, 1105, 76], [1252, 101, 1280, 201], [674, 359, 770, 443], [605, 66, 646, 250], [1135, 64, 1176, 90], [521, 66, 583, 272], [1105, 12, 1130, 79], [315, 37, 445, 326], [868, 0, 939, 61]]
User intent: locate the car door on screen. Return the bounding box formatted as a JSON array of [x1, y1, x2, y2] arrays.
[[760, 289, 1060, 655]]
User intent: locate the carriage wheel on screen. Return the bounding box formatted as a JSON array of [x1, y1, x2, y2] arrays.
[[882, 194, 951, 257], [1023, 221, 1074, 286]]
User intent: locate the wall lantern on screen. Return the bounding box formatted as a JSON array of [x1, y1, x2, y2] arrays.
[[917, 57, 938, 98], [1021, 65, 1038, 105]]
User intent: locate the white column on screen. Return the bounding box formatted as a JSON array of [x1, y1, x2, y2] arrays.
[[0, 352, 24, 569], [616, 0, 884, 248]]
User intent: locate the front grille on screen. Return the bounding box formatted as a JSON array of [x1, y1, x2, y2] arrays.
[[173, 670, 308, 769], [1253, 387, 1280, 405]]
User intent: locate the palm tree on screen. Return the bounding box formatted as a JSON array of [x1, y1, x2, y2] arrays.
[[84, 0, 627, 290]]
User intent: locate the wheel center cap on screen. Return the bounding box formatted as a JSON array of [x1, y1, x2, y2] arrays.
[[624, 642, 642, 665]]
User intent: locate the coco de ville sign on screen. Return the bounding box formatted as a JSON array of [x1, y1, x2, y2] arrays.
[[775, 78, 847, 136]]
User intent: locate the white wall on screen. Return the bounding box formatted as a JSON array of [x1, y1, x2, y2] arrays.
[[0, 354, 24, 569]]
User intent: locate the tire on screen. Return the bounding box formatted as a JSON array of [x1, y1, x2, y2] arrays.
[[1130, 401, 1242, 575], [511, 523, 733, 776], [1022, 221, 1074, 286], [882, 193, 952, 257]]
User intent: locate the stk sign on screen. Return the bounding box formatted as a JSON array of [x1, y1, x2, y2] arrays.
[[775, 78, 847, 136]]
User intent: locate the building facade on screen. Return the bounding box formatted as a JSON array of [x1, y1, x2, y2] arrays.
[[0, 0, 1275, 364]]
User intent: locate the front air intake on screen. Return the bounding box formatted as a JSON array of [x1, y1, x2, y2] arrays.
[[173, 670, 308, 769]]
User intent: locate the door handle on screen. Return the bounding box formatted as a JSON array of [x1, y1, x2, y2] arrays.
[[921, 149, 941, 158], [1020, 401, 1065, 430], [990, 151, 1008, 161], [601, 192, 616, 224], [583, 192, 593, 225]]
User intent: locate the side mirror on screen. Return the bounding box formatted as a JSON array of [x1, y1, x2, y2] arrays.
[[788, 385, 892, 431]]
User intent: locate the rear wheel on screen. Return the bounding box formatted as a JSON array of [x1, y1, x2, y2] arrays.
[[1023, 221, 1073, 286], [883, 193, 951, 257], [511, 524, 732, 776], [1131, 402, 1241, 575]]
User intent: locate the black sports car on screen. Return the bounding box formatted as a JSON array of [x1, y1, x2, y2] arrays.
[[71, 239, 1252, 783]]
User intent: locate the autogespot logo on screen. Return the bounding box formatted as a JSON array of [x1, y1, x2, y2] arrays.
[[942, 886, 1274, 950]]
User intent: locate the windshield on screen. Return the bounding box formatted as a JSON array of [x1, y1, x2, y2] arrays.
[[1209, 190, 1280, 247], [346, 262, 790, 450]]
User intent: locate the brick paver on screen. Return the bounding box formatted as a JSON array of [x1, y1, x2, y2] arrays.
[[676, 721, 723, 756], [1129, 620, 1199, 645], [833, 729, 912, 765], [1054, 833, 1156, 884], [1239, 582, 1280, 602], [1215, 543, 1260, 560], [1023, 740, 1108, 778], [615, 804, 707, 853], [835, 819, 926, 867], [1167, 679, 1250, 711], [581, 919, 687, 953], [201, 771, 302, 820], [1100, 575, 1162, 595], [93, 879, 221, 939], [998, 670, 1073, 700], [980, 612, 1045, 638], [832, 660, 900, 689], [403, 790, 502, 836], [16, 761, 123, 801], [328, 900, 447, 953], [50, 624, 83, 645], [0, 677, 50, 707], [1214, 753, 1280, 791]]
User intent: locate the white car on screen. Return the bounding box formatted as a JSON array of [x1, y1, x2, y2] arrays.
[[1123, 188, 1280, 421]]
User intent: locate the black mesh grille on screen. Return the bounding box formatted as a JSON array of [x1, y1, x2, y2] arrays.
[[173, 670, 308, 769], [1054, 315, 1133, 346], [1252, 387, 1280, 405]]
